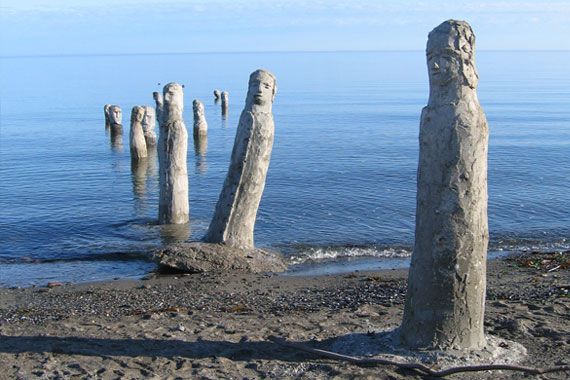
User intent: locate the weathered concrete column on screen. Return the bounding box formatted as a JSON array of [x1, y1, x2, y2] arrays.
[[221, 91, 229, 116], [142, 106, 157, 148], [192, 99, 208, 137], [400, 20, 489, 350], [129, 106, 148, 160], [213, 90, 221, 102], [158, 83, 189, 225], [204, 70, 277, 249], [153, 91, 164, 125], [108, 105, 123, 135], [104, 104, 111, 129]]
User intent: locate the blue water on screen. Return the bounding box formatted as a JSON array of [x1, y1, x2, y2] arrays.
[[1, 51, 569, 287]]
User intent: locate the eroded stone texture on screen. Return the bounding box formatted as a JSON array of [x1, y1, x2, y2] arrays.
[[142, 106, 157, 147], [153, 91, 164, 125], [204, 70, 277, 249], [104, 104, 111, 129], [153, 242, 286, 273], [158, 83, 189, 225], [192, 99, 208, 137], [214, 89, 221, 102], [129, 106, 148, 160], [400, 20, 489, 350], [108, 105, 123, 135], [221, 91, 229, 115]]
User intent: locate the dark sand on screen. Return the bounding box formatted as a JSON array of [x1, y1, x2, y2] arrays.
[[1, 251, 568, 379]]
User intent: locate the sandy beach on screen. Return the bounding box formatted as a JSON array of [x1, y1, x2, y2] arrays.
[[1, 251, 568, 379]]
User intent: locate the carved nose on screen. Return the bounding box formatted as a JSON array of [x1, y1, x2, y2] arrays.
[[432, 62, 440, 70]]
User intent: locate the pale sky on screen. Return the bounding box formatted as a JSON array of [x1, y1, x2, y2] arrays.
[[1, 0, 570, 56]]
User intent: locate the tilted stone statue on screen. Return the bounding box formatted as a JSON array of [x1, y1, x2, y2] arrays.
[[104, 104, 111, 129], [400, 20, 489, 350], [214, 89, 221, 102], [204, 69, 277, 249], [158, 83, 189, 225], [129, 106, 148, 160], [108, 105, 123, 135], [221, 91, 229, 115], [142, 106, 157, 147], [153, 91, 164, 125], [192, 99, 208, 137]]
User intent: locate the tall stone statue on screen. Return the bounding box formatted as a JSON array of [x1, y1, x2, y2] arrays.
[[104, 104, 111, 129], [108, 105, 123, 135], [400, 20, 489, 350], [221, 91, 229, 116], [142, 106, 157, 147], [129, 106, 148, 161], [192, 99, 208, 137], [214, 90, 221, 102], [204, 69, 277, 249], [153, 91, 164, 125], [158, 82, 189, 225]]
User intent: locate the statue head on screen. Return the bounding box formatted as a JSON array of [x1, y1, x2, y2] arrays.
[[214, 90, 221, 99], [426, 20, 478, 89], [245, 69, 277, 113], [163, 82, 184, 120], [108, 105, 122, 124], [131, 106, 145, 123], [193, 99, 205, 117], [142, 106, 155, 128]]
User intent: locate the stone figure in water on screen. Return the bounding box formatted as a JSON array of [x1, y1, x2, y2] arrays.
[[108, 105, 123, 135], [129, 106, 148, 161], [214, 90, 221, 102], [158, 82, 189, 225], [192, 99, 208, 137], [399, 20, 489, 350], [221, 91, 229, 116], [104, 104, 111, 129], [153, 91, 164, 125], [142, 106, 157, 147], [204, 69, 277, 249]]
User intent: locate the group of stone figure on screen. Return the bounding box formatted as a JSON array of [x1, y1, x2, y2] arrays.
[[104, 20, 493, 352], [104, 69, 277, 251]]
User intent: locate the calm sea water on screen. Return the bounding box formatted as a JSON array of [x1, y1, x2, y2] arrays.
[[1, 51, 569, 287]]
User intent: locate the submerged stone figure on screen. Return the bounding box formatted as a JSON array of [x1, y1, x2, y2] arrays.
[[221, 91, 229, 116], [104, 104, 111, 129], [158, 83, 189, 225], [204, 69, 277, 249], [129, 106, 148, 160], [142, 106, 157, 147], [214, 89, 221, 102], [108, 105, 123, 135], [192, 99, 208, 137], [153, 91, 164, 125], [400, 20, 489, 350]]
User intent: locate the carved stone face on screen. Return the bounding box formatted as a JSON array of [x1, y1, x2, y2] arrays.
[[163, 83, 183, 114], [109, 105, 122, 124], [427, 50, 461, 86], [426, 20, 478, 89], [131, 106, 145, 123], [193, 99, 204, 116], [246, 70, 276, 112], [142, 106, 155, 127]]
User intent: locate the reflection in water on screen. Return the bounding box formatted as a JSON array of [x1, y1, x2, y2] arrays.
[[110, 131, 123, 151], [131, 157, 149, 216], [159, 223, 191, 245], [146, 148, 158, 180], [193, 136, 208, 175]]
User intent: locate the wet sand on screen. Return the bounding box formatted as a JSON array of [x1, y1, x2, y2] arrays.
[[1, 251, 568, 379]]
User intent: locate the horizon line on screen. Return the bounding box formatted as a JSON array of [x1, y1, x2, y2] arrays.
[[2, 49, 569, 59]]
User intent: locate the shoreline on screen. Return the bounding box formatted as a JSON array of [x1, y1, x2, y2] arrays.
[[1, 251, 568, 379]]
